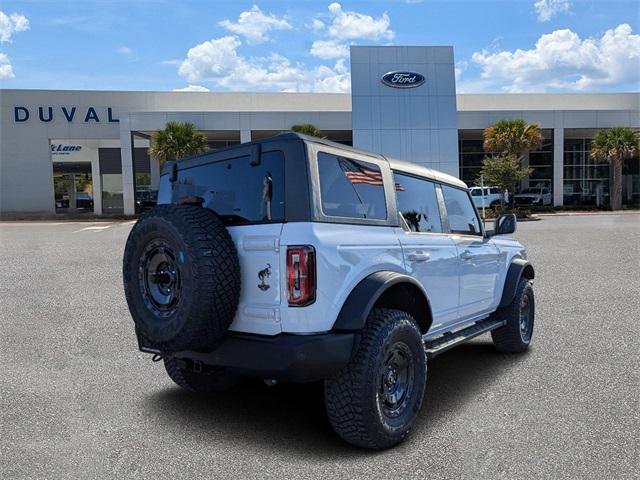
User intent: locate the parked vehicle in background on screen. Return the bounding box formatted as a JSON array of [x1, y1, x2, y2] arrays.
[[514, 184, 552, 206], [123, 133, 535, 450], [469, 186, 508, 209], [75, 192, 94, 209]]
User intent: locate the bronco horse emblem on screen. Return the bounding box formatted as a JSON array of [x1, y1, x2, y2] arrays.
[[257, 264, 271, 291]]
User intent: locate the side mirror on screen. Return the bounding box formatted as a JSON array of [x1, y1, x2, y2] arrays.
[[485, 213, 517, 237], [491, 213, 517, 236]]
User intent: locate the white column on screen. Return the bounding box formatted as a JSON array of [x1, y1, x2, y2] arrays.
[[240, 129, 251, 143], [553, 126, 564, 206], [120, 117, 136, 215], [91, 149, 103, 215]]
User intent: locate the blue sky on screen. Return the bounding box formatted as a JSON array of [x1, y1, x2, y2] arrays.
[[0, 0, 638, 93]]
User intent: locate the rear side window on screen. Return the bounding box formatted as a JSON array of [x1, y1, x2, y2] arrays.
[[175, 150, 285, 225], [317, 152, 386, 220], [441, 185, 482, 235], [393, 173, 442, 233]]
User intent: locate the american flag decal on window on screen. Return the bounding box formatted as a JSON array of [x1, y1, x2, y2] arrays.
[[338, 157, 383, 186]]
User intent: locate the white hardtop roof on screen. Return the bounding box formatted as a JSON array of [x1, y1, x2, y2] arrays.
[[387, 157, 467, 189]]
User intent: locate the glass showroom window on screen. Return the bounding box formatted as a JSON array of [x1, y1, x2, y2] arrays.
[[458, 136, 487, 186], [528, 132, 553, 192], [563, 138, 610, 206], [460, 130, 554, 193]]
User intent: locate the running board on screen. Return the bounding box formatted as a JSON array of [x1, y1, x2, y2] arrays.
[[424, 318, 506, 359]]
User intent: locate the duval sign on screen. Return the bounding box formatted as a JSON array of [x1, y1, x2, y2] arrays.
[[13, 106, 119, 123], [381, 71, 425, 88]]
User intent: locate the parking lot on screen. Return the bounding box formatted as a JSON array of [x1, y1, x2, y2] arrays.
[[1, 214, 638, 479]]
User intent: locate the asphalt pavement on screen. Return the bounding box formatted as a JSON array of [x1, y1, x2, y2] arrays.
[[1, 215, 638, 479]]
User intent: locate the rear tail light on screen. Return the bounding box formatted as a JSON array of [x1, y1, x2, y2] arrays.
[[287, 246, 316, 306]]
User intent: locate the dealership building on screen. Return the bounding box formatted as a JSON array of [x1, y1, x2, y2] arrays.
[[1, 45, 638, 216]]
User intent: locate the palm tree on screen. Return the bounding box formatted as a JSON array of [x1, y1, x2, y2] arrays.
[[590, 127, 640, 210], [290, 124, 326, 138], [148, 122, 208, 167], [483, 119, 544, 160], [482, 119, 544, 208]]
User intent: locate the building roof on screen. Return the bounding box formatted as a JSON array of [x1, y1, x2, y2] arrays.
[[456, 93, 639, 111]]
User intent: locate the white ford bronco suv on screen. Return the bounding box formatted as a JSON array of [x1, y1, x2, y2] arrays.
[[123, 133, 535, 450]]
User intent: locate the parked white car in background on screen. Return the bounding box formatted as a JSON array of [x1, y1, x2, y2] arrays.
[[469, 186, 508, 209], [514, 185, 552, 206]]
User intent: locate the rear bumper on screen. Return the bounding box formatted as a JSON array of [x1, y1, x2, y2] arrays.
[[146, 332, 356, 383]]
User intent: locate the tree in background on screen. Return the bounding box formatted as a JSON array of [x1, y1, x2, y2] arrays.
[[478, 156, 533, 209], [590, 127, 640, 210], [148, 122, 208, 167], [481, 119, 544, 208], [290, 124, 326, 138], [483, 119, 544, 160]]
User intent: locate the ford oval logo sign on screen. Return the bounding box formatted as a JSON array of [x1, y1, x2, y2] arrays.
[[381, 71, 425, 88]]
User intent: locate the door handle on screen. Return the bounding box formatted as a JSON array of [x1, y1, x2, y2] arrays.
[[460, 250, 474, 261], [407, 252, 431, 262]]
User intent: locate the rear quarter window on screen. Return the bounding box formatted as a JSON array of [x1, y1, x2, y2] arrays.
[[317, 152, 387, 220]]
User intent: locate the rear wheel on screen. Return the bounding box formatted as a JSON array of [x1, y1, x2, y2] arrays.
[[163, 357, 242, 392], [491, 278, 534, 353], [324, 308, 427, 449]]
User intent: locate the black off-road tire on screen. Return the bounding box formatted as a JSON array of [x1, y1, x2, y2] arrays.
[[163, 357, 241, 392], [123, 204, 240, 352], [324, 308, 427, 450], [491, 278, 534, 353]]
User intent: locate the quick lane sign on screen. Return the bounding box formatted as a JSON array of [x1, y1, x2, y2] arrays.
[[14, 106, 119, 123], [381, 71, 426, 89], [51, 144, 82, 155]]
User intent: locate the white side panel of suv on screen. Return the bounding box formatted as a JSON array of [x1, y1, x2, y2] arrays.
[[279, 222, 404, 334]]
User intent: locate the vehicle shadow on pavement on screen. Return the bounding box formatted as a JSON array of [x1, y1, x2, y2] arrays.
[[146, 339, 522, 457]]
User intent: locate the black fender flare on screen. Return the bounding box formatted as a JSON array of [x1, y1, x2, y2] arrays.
[[332, 271, 433, 333], [499, 258, 535, 308]]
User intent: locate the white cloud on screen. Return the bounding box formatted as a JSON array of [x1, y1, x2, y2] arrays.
[[173, 85, 210, 92], [308, 3, 394, 59], [326, 3, 393, 41], [0, 52, 14, 78], [178, 36, 243, 82], [310, 19, 325, 31], [118, 46, 133, 56], [533, 0, 570, 22], [177, 35, 349, 92], [310, 39, 349, 59], [471, 24, 640, 92], [219, 5, 291, 45], [0, 11, 29, 43]]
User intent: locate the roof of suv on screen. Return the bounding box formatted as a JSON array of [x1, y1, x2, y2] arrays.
[[171, 132, 468, 190], [287, 132, 467, 189]]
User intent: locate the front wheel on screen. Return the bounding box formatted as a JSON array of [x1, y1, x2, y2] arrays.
[[324, 308, 427, 449], [491, 278, 534, 353]]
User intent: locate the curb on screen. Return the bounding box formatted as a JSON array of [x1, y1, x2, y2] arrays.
[[536, 211, 640, 217]]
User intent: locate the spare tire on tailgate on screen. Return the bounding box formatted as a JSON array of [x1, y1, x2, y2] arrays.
[[123, 204, 241, 352]]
